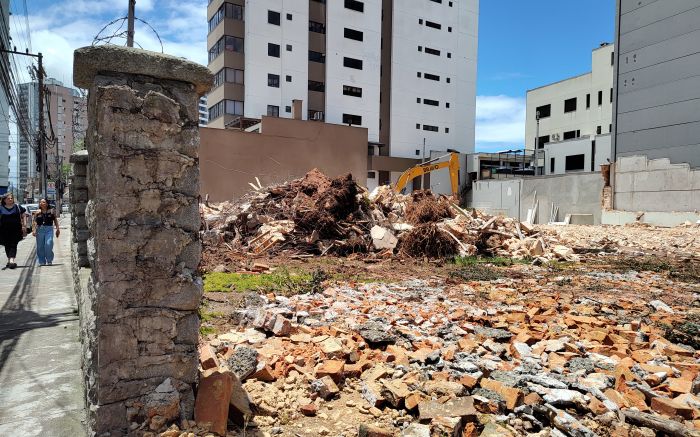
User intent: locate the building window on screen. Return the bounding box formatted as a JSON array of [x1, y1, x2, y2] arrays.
[[598, 90, 603, 106], [208, 36, 244, 62], [309, 21, 326, 34], [448, 26, 452, 32], [609, 124, 612, 133], [208, 99, 243, 120], [344, 28, 364, 41], [446, 77, 450, 83], [537, 135, 549, 149], [267, 105, 279, 117], [429, 0, 442, 3], [449, 1, 452, 5], [268, 43, 280, 57], [416, 98, 421, 103], [416, 124, 420, 129], [550, 157, 555, 173], [286, 75, 292, 82], [424, 73, 440, 81], [563, 130, 577, 140], [446, 102, 450, 108], [425, 47, 440, 56], [565, 154, 585, 171], [536, 104, 551, 119], [343, 85, 362, 97], [268, 74, 280, 88], [345, 0, 364, 12], [425, 20, 441, 30], [586, 94, 591, 109], [285, 105, 291, 113], [610, 88, 613, 103], [419, 19, 423, 24], [445, 127, 449, 133], [447, 52, 451, 58], [287, 13, 293, 20], [418, 46, 422, 52], [309, 50, 325, 63], [343, 57, 363, 70], [564, 97, 577, 113], [212, 68, 244, 88], [417, 72, 422, 78], [423, 98, 439, 106], [423, 124, 438, 132], [308, 80, 325, 92], [368, 171, 376, 179], [208, 3, 244, 33], [611, 51, 615, 66], [268, 10, 281, 25], [343, 113, 362, 125], [596, 126, 601, 135]]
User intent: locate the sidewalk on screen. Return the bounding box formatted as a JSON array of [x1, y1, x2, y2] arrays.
[[0, 215, 85, 436]]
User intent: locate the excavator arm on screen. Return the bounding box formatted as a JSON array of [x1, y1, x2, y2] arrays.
[[393, 152, 460, 197]]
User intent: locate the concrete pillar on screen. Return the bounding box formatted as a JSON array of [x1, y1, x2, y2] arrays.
[[73, 45, 212, 436], [69, 150, 89, 268]]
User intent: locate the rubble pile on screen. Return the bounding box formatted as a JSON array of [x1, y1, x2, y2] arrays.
[[185, 269, 700, 437], [201, 170, 579, 263]]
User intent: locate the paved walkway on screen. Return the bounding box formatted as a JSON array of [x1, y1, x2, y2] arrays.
[[0, 215, 86, 436]]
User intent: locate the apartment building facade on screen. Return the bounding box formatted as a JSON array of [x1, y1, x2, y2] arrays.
[[525, 44, 614, 152], [16, 78, 86, 200], [613, 0, 700, 168], [206, 0, 478, 189]]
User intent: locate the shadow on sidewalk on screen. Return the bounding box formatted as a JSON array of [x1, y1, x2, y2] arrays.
[[0, 245, 70, 375]]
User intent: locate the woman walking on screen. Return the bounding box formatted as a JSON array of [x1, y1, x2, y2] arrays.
[[33, 199, 60, 266], [0, 193, 26, 269]]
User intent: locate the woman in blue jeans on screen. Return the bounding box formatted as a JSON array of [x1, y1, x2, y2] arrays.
[[32, 199, 60, 265]]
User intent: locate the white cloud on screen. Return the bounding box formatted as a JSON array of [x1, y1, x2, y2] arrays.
[[475, 95, 526, 150], [13, 0, 207, 86]]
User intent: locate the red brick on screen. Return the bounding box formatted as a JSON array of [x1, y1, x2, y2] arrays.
[[194, 371, 233, 436], [199, 344, 219, 371], [651, 397, 694, 419]]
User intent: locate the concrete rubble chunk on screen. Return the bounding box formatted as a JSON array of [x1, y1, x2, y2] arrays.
[[418, 396, 476, 420], [648, 299, 674, 313], [401, 423, 431, 437], [311, 376, 340, 400], [226, 347, 258, 381], [358, 322, 396, 346], [370, 225, 399, 251]]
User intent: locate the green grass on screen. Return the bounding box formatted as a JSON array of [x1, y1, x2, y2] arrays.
[[199, 326, 217, 336], [203, 268, 328, 294], [453, 255, 528, 267]]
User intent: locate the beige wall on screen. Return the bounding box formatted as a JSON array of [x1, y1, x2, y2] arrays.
[[200, 116, 368, 202]]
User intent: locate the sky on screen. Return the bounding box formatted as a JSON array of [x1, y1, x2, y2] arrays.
[[9, 0, 615, 154]]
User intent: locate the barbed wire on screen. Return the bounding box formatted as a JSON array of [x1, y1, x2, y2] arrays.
[[92, 16, 164, 53]]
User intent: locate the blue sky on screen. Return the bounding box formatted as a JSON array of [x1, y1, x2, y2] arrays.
[[12, 0, 615, 153], [476, 0, 615, 151]]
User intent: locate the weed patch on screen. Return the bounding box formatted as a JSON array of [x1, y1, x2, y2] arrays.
[[203, 268, 328, 295]]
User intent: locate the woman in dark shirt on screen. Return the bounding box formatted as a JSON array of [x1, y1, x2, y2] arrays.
[[0, 193, 26, 269], [33, 199, 60, 266]]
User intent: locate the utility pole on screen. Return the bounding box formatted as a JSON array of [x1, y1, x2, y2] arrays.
[[2, 48, 47, 200], [127, 0, 136, 47], [37, 52, 47, 200]]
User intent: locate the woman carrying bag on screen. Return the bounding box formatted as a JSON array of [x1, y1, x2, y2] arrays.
[[33, 199, 60, 266], [0, 193, 27, 269]]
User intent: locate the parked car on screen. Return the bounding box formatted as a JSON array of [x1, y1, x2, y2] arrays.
[[24, 203, 38, 232]]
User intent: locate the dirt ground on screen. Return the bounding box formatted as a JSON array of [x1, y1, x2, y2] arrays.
[[182, 224, 700, 437]]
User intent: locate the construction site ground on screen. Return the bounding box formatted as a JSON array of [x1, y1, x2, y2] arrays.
[[183, 223, 700, 437]]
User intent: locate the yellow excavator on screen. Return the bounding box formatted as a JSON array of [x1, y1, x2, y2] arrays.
[[393, 151, 460, 197]]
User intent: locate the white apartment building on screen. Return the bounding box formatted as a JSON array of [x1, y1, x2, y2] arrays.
[[525, 44, 614, 152], [206, 0, 478, 190]]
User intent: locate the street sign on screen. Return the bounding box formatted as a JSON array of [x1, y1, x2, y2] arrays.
[[47, 181, 56, 200]]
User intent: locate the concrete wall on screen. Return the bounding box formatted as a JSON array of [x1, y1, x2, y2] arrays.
[[469, 173, 605, 224], [613, 155, 700, 212], [200, 116, 368, 201], [469, 179, 521, 218], [614, 0, 700, 168]]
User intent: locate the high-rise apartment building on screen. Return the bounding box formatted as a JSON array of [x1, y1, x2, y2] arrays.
[[206, 0, 478, 186], [0, 0, 11, 193], [16, 78, 86, 200]]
